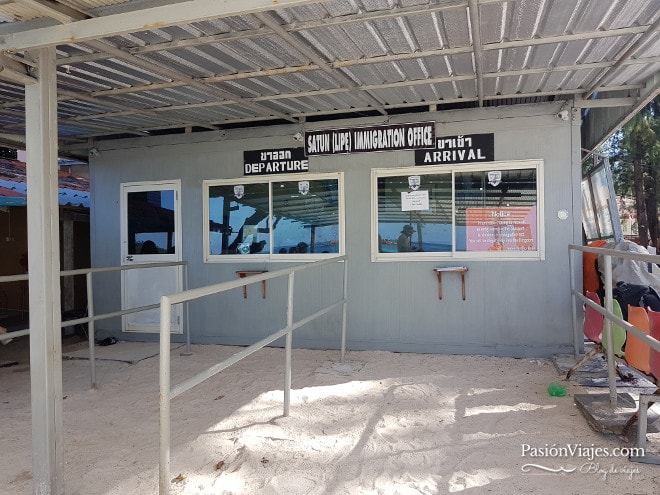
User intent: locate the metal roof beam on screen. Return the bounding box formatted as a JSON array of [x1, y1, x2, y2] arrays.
[[468, 0, 484, 107], [14, 0, 88, 23], [78, 54, 659, 102], [0, 0, 325, 51], [0, 53, 36, 85]]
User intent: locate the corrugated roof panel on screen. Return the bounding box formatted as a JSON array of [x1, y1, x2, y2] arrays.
[[371, 17, 419, 55], [429, 81, 466, 101], [56, 72, 115, 93], [455, 80, 477, 99], [278, 0, 356, 22], [220, 38, 308, 71], [181, 106, 249, 123], [423, 55, 455, 78], [407, 11, 454, 52], [0, 81, 24, 101], [439, 8, 472, 48], [607, 62, 660, 87], [63, 0, 129, 12], [448, 53, 475, 77], [145, 87, 209, 106], [97, 92, 180, 109], [299, 25, 368, 61], [518, 73, 551, 94], [581, 36, 638, 64], [200, 41, 266, 73], [192, 14, 263, 34], [138, 50, 216, 78]]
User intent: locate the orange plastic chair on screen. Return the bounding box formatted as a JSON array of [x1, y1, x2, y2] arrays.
[[625, 305, 651, 374], [583, 240, 607, 294], [648, 308, 660, 381], [623, 308, 660, 441]]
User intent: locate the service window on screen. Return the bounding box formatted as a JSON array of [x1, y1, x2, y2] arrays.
[[372, 160, 543, 261], [204, 173, 344, 261]]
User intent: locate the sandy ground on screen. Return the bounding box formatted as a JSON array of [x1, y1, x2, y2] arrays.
[[1, 337, 659, 495]]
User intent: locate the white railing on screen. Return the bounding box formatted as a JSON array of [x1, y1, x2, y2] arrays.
[[0, 261, 190, 388], [568, 243, 660, 407], [158, 255, 348, 495]]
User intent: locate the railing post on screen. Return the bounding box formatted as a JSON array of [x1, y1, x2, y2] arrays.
[[181, 263, 192, 356], [86, 271, 96, 388], [159, 296, 172, 495], [341, 258, 348, 364], [603, 254, 617, 407], [568, 247, 580, 358], [284, 272, 294, 417]]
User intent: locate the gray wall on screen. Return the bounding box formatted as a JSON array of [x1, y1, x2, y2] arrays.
[[90, 102, 581, 357]]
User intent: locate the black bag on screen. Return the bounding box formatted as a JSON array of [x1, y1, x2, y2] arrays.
[[612, 281, 660, 320]]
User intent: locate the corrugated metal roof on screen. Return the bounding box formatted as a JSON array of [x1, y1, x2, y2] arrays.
[[0, 159, 90, 208], [0, 0, 658, 158]]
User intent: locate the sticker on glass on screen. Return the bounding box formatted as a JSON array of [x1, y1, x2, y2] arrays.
[[234, 185, 245, 199], [408, 175, 421, 190], [487, 171, 501, 187]]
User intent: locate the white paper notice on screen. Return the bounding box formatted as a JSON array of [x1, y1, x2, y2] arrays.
[[401, 190, 429, 211]]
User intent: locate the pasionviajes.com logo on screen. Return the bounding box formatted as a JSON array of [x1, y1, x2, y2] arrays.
[[520, 444, 644, 479]]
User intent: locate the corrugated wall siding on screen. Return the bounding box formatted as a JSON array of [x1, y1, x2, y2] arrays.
[[90, 102, 580, 357]]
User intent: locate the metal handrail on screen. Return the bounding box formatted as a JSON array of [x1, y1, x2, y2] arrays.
[[568, 243, 660, 407], [158, 255, 348, 495], [0, 261, 190, 388]]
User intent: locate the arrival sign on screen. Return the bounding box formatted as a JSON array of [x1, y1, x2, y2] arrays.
[[415, 133, 494, 165]]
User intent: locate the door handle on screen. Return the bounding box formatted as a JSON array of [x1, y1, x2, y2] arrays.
[[125, 255, 134, 261]]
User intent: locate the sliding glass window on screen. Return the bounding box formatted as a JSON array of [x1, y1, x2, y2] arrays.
[[372, 160, 543, 261], [204, 173, 343, 261]]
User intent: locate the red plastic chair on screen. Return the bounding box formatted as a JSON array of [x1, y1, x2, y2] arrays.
[[567, 291, 627, 380], [583, 291, 603, 343], [625, 305, 651, 375], [566, 291, 603, 379]]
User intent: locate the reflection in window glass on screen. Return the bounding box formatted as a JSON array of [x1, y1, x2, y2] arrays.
[[206, 177, 341, 258], [127, 190, 176, 254], [454, 169, 537, 252], [208, 183, 270, 255], [272, 179, 340, 254], [377, 174, 452, 253]]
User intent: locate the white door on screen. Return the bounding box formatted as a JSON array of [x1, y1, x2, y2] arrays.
[[120, 181, 183, 333]]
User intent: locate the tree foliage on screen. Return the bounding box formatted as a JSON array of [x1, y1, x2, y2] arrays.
[[608, 97, 660, 246]]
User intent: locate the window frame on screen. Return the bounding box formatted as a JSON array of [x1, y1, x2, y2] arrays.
[[371, 160, 545, 262], [203, 172, 345, 262]]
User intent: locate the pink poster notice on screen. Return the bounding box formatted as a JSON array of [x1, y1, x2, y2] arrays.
[[466, 207, 537, 251]]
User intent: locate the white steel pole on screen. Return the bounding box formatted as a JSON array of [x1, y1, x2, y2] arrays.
[[25, 46, 64, 495], [341, 258, 348, 363], [284, 272, 294, 417], [603, 254, 617, 407], [86, 272, 96, 388], [159, 297, 172, 495]]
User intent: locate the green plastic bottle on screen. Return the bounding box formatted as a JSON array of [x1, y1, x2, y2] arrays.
[[548, 382, 566, 397]]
